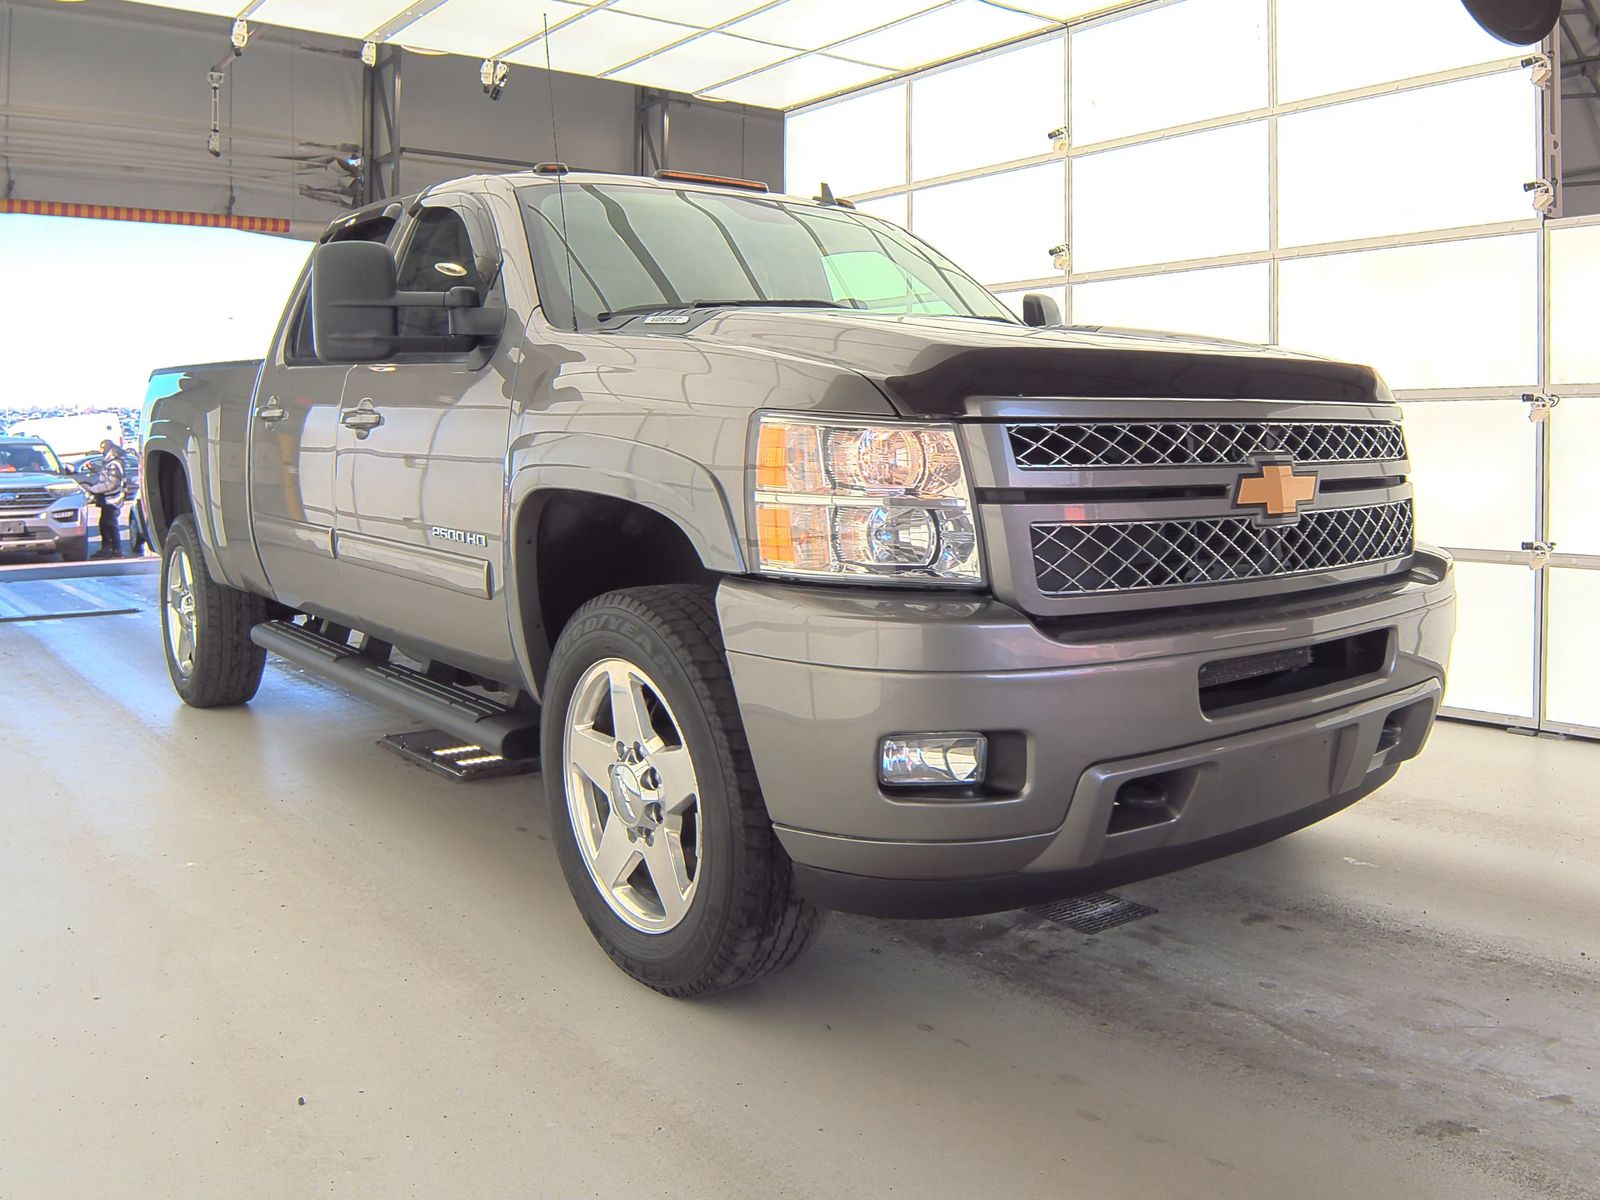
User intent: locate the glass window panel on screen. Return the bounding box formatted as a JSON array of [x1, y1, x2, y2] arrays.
[[854, 193, 908, 227], [1070, 262, 1269, 343], [1549, 223, 1600, 385], [910, 37, 1065, 182], [1278, 73, 1538, 248], [727, 0, 943, 50], [911, 163, 1066, 285], [1071, 122, 1267, 273], [1276, 0, 1514, 104], [1070, 0, 1267, 145], [1443, 561, 1535, 719], [994, 285, 1067, 321], [1399, 399, 1535, 552], [830, 1, 1049, 71], [1550, 395, 1600, 556], [786, 85, 907, 197], [1276, 235, 1538, 390], [1547, 569, 1600, 729]]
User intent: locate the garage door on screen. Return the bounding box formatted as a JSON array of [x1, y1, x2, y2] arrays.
[[787, 0, 1596, 737]]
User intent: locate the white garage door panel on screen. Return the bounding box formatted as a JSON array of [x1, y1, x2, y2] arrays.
[[1546, 570, 1600, 729], [910, 38, 1065, 183], [912, 163, 1066, 285], [1070, 0, 1268, 146], [1274, 0, 1513, 104], [785, 85, 907, 199], [1276, 235, 1539, 391], [1549, 396, 1600, 557], [1399, 399, 1536, 552], [1443, 562, 1536, 720], [1070, 263, 1269, 344], [1277, 72, 1538, 248], [1071, 122, 1268, 273], [854, 194, 909, 228], [1548, 223, 1600, 387]]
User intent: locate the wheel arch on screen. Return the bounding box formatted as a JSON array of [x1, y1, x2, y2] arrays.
[[508, 482, 733, 701]]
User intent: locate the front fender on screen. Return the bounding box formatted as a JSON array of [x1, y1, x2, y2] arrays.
[[506, 431, 745, 573]]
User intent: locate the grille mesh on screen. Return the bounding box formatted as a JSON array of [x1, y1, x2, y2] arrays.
[[1030, 501, 1414, 596], [0, 487, 53, 516], [1009, 421, 1406, 470]]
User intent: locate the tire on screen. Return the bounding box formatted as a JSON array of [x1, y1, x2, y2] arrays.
[[160, 514, 269, 708], [59, 537, 88, 563], [542, 584, 821, 997]]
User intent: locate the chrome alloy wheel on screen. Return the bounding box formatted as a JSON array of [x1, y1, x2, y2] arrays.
[[563, 657, 702, 934], [165, 545, 199, 680]]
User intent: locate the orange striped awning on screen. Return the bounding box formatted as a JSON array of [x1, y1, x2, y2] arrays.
[[0, 199, 290, 234]]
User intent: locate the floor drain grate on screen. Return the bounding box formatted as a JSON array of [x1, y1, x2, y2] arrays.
[[1028, 892, 1157, 934]]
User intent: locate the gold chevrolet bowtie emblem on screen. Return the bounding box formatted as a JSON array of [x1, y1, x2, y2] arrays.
[[1236, 463, 1317, 516]]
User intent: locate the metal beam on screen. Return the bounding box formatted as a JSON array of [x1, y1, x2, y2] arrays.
[[360, 45, 401, 205]]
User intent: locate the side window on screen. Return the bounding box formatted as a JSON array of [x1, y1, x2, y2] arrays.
[[286, 214, 397, 364], [395, 207, 486, 341]]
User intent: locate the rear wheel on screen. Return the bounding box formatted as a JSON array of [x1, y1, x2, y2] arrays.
[[543, 585, 821, 997], [160, 514, 268, 707]]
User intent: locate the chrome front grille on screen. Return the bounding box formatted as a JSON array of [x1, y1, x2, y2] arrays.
[[1008, 420, 1406, 470], [0, 487, 52, 516], [1030, 500, 1415, 597]]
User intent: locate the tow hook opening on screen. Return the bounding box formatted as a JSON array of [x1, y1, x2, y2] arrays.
[[1108, 767, 1196, 835]]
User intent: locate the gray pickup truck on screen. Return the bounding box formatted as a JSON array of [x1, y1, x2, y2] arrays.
[[0, 435, 90, 562], [142, 167, 1456, 996]]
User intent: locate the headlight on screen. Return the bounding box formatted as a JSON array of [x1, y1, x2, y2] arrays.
[[751, 414, 983, 585]]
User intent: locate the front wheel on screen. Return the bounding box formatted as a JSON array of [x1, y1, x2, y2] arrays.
[[160, 514, 268, 707], [543, 585, 821, 997], [59, 536, 88, 563]]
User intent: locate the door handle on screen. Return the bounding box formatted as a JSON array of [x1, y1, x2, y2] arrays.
[[257, 399, 287, 423], [340, 402, 384, 438]]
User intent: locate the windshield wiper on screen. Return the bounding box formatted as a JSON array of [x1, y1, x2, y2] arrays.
[[598, 298, 853, 321]]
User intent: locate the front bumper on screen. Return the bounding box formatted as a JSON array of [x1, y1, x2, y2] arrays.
[[718, 550, 1456, 918], [0, 513, 84, 554]]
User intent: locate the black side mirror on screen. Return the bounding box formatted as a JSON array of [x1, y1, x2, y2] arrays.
[[1021, 292, 1062, 328], [312, 241, 506, 363], [312, 241, 402, 362]]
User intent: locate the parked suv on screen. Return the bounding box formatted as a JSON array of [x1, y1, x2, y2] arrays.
[[141, 169, 1456, 996], [0, 436, 89, 562]]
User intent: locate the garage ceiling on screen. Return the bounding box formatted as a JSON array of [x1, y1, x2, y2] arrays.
[[124, 0, 1120, 108]]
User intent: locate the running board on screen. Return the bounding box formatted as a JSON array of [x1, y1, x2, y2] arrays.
[[251, 619, 540, 758]]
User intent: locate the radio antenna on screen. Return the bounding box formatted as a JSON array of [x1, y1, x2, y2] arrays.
[[542, 16, 579, 333]]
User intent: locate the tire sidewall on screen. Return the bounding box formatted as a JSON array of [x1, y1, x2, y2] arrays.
[[160, 517, 205, 703], [543, 599, 744, 989]]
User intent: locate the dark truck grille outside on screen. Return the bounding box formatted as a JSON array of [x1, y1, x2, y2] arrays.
[[1009, 420, 1406, 470], [1030, 500, 1415, 596], [0, 487, 53, 516]]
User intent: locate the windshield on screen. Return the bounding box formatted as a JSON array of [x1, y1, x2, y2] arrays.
[[0, 442, 63, 474], [517, 182, 1017, 330]]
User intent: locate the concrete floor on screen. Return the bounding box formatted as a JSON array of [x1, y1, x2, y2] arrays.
[[2, 573, 1596, 1200]]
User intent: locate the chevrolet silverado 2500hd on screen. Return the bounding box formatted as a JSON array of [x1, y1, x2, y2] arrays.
[[141, 169, 1456, 996]]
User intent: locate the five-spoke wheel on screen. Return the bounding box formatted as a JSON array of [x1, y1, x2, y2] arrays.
[[564, 658, 701, 933]]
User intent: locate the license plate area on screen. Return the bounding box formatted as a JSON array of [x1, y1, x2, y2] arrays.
[[1198, 629, 1393, 715]]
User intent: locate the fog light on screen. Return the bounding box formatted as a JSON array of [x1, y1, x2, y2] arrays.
[[879, 733, 987, 787], [51, 508, 81, 522]]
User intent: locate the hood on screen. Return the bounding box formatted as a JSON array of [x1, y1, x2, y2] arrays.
[[671, 309, 1385, 416]]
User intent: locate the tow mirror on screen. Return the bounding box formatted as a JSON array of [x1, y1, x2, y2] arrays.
[[312, 241, 401, 362], [1021, 292, 1062, 328], [311, 242, 506, 363]]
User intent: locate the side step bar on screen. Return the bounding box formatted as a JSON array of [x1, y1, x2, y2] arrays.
[[251, 619, 540, 758]]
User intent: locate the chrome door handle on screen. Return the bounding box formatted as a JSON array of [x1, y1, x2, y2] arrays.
[[340, 402, 384, 437], [257, 399, 287, 423]]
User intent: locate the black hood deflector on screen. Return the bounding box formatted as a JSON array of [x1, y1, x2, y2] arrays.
[[679, 310, 1385, 416]]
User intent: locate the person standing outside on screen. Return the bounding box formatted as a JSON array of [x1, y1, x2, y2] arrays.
[[87, 439, 127, 559]]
